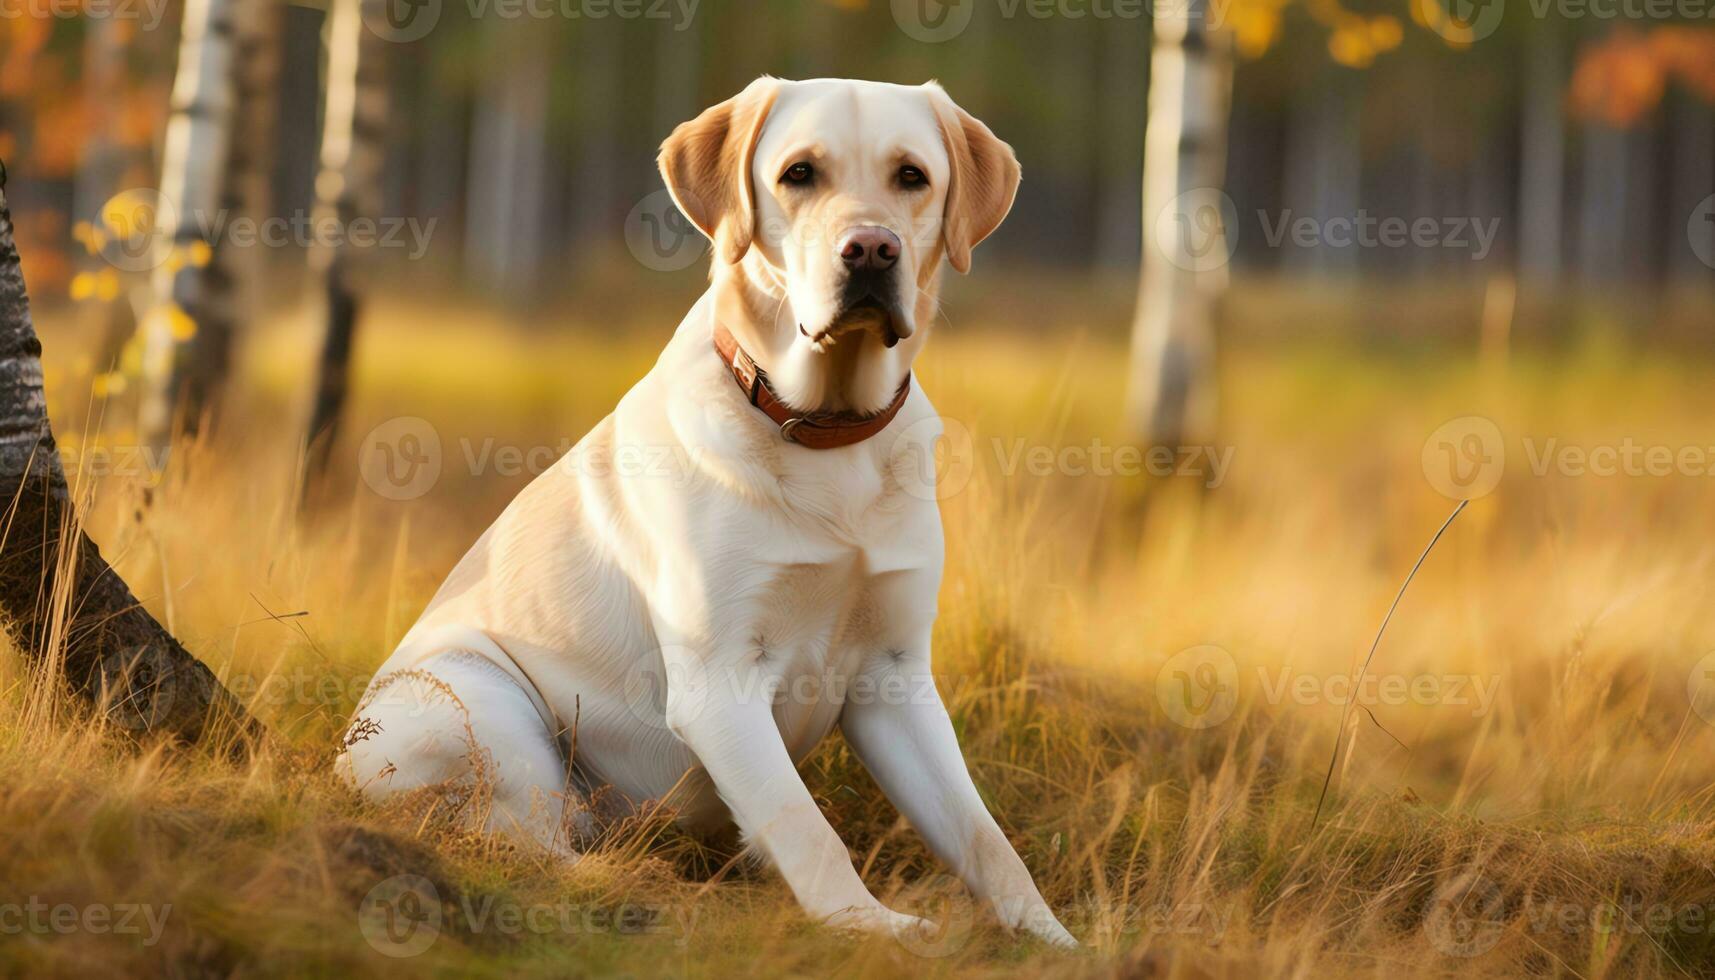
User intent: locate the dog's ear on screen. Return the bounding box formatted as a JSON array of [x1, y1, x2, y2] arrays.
[[658, 77, 780, 266], [928, 84, 1021, 275]]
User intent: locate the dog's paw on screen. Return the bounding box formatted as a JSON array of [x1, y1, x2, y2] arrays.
[[822, 905, 936, 941], [1019, 906, 1078, 948]]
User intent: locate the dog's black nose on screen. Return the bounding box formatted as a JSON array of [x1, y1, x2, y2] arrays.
[[839, 226, 900, 272]]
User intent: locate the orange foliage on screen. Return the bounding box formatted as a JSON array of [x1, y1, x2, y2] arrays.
[[13, 207, 70, 294], [1571, 27, 1715, 126], [0, 17, 52, 99]]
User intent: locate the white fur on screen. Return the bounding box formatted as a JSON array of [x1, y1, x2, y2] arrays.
[[339, 78, 1073, 948]]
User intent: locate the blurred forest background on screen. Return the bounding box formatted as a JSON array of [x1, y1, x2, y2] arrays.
[[2, 0, 1713, 460]]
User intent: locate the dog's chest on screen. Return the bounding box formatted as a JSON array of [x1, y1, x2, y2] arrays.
[[737, 554, 881, 759]]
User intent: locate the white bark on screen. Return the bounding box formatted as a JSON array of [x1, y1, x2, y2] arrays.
[[1126, 1, 1233, 446], [141, 0, 237, 446], [306, 0, 391, 472]]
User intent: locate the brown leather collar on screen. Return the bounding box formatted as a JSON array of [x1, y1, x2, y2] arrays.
[[712, 322, 911, 449]]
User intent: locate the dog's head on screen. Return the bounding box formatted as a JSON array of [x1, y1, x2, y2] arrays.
[[659, 78, 1019, 411]]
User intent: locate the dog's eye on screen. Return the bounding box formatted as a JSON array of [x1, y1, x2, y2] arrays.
[[898, 165, 927, 189], [781, 162, 815, 186]]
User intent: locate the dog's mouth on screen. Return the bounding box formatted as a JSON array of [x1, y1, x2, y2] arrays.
[[799, 293, 912, 352]]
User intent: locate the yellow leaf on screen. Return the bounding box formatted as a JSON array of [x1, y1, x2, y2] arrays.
[[101, 189, 163, 240], [96, 269, 120, 302], [168, 306, 198, 341], [70, 272, 96, 301], [1370, 16, 1403, 51], [92, 372, 128, 398], [1329, 28, 1375, 68], [187, 240, 213, 267]]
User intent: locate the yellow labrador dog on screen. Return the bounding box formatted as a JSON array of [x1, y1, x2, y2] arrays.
[[341, 77, 1073, 946]]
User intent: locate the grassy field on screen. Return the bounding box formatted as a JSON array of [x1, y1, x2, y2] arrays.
[[4, 280, 1715, 977]]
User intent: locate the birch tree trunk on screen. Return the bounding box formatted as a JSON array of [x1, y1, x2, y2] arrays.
[[139, 0, 239, 449], [1125, 0, 1233, 447], [191, 0, 284, 405], [0, 186, 260, 749], [305, 0, 391, 477]]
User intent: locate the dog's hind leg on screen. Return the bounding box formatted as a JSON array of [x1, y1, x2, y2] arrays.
[[338, 649, 589, 856]]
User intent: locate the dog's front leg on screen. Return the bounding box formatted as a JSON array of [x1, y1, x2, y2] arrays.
[[662, 647, 934, 939], [840, 643, 1077, 947]]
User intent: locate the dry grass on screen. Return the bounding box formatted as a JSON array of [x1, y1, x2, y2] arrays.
[[4, 285, 1715, 977]]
